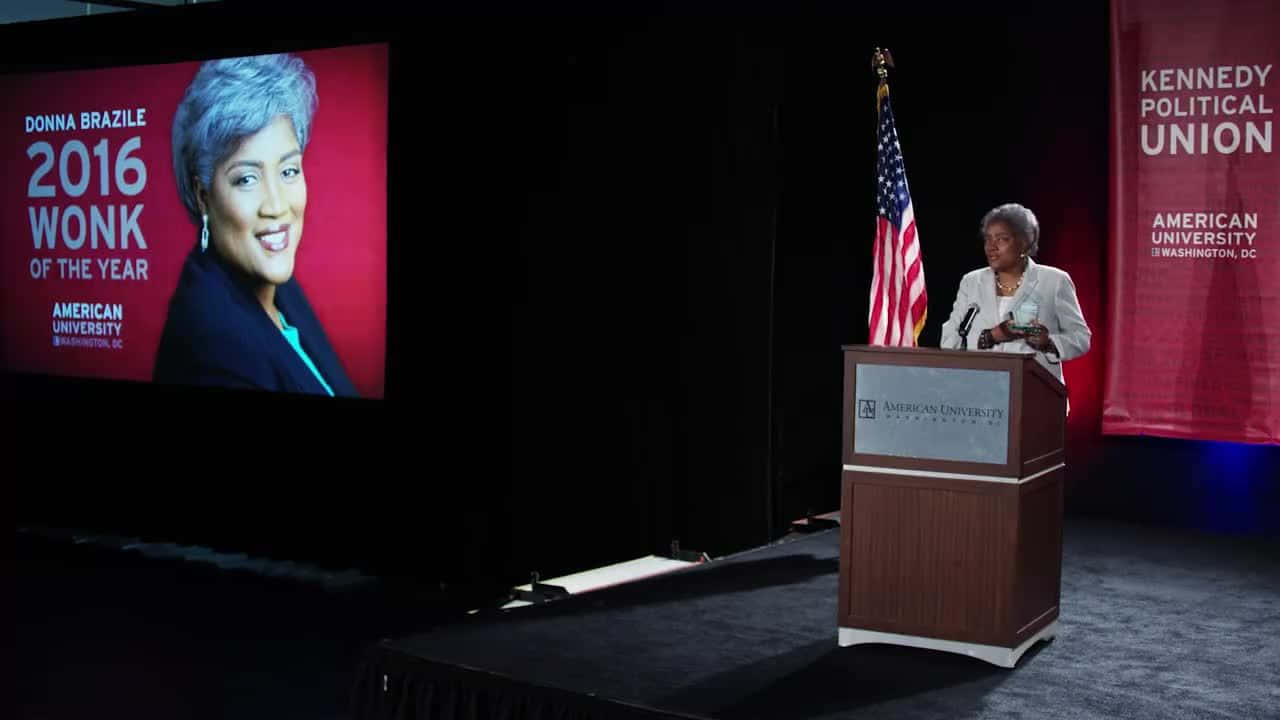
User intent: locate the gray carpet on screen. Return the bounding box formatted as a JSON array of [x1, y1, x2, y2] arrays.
[[376, 518, 1280, 720], [823, 520, 1280, 720], [687, 520, 1280, 720]]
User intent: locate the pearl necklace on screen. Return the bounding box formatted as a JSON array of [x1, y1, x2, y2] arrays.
[[995, 275, 1022, 294]]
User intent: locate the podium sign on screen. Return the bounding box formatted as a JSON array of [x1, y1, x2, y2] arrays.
[[853, 364, 1010, 464]]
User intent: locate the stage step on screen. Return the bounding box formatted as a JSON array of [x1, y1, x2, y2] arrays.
[[496, 555, 701, 611], [788, 510, 840, 533]]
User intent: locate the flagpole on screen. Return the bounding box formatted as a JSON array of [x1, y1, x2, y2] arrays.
[[871, 48, 894, 120], [871, 47, 893, 156], [871, 47, 894, 86]]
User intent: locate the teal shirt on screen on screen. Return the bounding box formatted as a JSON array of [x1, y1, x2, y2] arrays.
[[278, 311, 335, 397]]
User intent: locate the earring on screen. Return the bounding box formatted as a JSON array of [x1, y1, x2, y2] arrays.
[[201, 214, 209, 252]]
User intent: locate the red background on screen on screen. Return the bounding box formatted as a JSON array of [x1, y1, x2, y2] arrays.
[[0, 43, 388, 398]]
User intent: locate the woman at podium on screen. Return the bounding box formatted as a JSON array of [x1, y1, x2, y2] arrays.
[[939, 203, 1091, 385]]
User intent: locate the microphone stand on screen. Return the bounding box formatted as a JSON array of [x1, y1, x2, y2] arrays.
[[956, 305, 978, 350]]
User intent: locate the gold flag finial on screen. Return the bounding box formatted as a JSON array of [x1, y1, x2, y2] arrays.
[[871, 47, 895, 83]]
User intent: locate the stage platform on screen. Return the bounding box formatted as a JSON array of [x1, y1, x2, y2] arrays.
[[351, 520, 1279, 720]]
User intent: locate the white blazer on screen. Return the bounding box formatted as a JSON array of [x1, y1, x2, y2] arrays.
[[939, 258, 1091, 385]]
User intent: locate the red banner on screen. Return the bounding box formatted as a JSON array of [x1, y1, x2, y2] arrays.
[[1, 43, 388, 398], [1106, 0, 1279, 444]]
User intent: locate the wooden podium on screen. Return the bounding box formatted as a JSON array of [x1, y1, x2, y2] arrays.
[[837, 345, 1067, 668]]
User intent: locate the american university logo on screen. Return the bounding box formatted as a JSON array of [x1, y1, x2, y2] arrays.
[[857, 399, 876, 419]]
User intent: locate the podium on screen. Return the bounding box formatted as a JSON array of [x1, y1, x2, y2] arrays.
[[837, 345, 1067, 668]]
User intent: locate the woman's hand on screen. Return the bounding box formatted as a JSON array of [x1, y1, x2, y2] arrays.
[[990, 318, 1024, 344], [1024, 320, 1057, 353]]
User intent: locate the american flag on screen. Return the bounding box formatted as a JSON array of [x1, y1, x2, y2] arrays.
[[869, 83, 927, 346]]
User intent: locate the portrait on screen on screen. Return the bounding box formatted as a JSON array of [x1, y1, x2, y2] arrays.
[[155, 53, 355, 397]]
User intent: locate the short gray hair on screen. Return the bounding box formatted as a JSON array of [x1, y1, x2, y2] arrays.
[[980, 203, 1040, 257], [171, 53, 318, 224]]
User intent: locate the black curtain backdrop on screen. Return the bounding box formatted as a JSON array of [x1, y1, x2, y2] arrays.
[[4, 1, 1277, 596]]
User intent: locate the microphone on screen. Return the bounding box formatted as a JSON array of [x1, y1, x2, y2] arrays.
[[957, 303, 979, 349]]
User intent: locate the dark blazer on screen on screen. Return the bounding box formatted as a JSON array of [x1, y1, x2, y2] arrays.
[[153, 248, 358, 397]]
